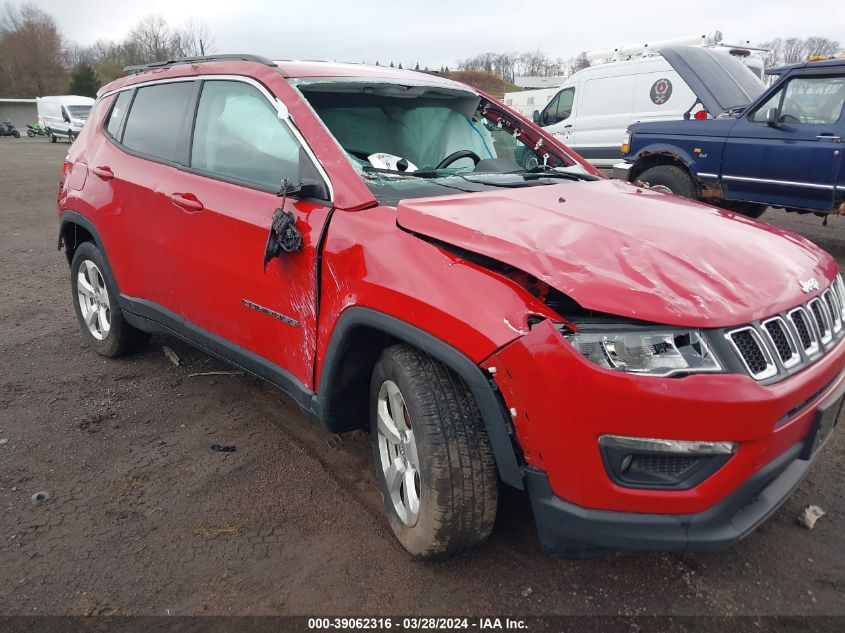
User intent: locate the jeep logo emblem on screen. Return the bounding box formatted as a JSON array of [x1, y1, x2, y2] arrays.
[[800, 278, 820, 293]]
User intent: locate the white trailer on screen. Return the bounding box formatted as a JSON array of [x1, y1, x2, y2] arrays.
[[502, 87, 558, 118]]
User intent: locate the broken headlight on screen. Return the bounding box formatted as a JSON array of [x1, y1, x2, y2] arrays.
[[562, 328, 721, 377]]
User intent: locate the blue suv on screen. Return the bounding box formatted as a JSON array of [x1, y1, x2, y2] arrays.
[[615, 58, 845, 219]]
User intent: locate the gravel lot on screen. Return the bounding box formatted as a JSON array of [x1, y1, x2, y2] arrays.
[[1, 137, 844, 617]]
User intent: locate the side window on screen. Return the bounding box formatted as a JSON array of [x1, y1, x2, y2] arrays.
[[191, 80, 301, 190], [543, 91, 560, 117], [122, 82, 194, 162], [544, 87, 575, 124], [556, 87, 575, 120], [749, 88, 783, 122], [105, 91, 131, 139], [750, 76, 845, 124]]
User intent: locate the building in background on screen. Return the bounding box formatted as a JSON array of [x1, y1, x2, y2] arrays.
[[0, 99, 37, 126]]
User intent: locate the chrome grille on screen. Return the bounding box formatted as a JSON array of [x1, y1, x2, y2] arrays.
[[788, 307, 819, 356], [809, 298, 832, 344], [726, 327, 776, 380], [762, 317, 799, 368], [823, 289, 842, 333], [725, 274, 845, 382]]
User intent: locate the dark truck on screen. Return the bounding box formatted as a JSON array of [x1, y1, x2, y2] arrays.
[[614, 57, 845, 219]]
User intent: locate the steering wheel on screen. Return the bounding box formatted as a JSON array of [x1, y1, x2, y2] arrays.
[[435, 150, 481, 170]]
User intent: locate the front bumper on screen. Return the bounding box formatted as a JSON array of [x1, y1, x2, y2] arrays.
[[612, 161, 633, 180], [526, 414, 833, 553], [484, 319, 845, 550]]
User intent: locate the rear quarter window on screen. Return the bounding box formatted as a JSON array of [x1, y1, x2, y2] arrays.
[[121, 81, 195, 162], [105, 91, 132, 138]]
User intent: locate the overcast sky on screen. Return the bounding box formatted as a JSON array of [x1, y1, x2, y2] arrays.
[[29, 0, 845, 68]]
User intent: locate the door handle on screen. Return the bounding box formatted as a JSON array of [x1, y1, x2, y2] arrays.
[[92, 166, 113, 180], [169, 193, 204, 211], [816, 134, 841, 142], [564, 124, 573, 129]]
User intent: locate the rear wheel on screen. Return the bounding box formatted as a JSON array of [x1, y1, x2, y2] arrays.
[[370, 345, 498, 559], [638, 165, 698, 199], [50, 134, 57, 143], [70, 242, 149, 357], [12, 130, 20, 138]]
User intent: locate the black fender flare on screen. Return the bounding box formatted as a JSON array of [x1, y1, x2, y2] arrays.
[[58, 210, 119, 286], [315, 307, 524, 489]]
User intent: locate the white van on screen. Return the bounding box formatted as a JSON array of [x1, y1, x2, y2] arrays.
[[37, 95, 95, 143], [531, 46, 765, 169]]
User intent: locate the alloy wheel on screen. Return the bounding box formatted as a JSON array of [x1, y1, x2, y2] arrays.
[[76, 260, 111, 340], [376, 379, 421, 526]]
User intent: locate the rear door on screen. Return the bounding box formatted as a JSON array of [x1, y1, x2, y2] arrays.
[[95, 80, 196, 312], [721, 72, 845, 210], [169, 77, 333, 389]]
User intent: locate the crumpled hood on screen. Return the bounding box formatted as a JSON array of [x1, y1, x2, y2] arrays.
[[396, 179, 838, 328]]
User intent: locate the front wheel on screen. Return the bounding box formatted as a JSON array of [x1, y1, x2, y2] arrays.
[[370, 345, 498, 559], [637, 165, 698, 200], [27, 129, 35, 138], [70, 242, 150, 357], [50, 134, 57, 143]]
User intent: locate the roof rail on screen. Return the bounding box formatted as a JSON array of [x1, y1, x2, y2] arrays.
[[124, 54, 279, 73]]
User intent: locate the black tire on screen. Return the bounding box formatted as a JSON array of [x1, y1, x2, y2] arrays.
[[638, 165, 698, 200], [12, 130, 20, 138], [370, 344, 497, 559], [27, 129, 35, 138], [50, 134, 57, 143], [68, 130, 75, 143], [70, 242, 150, 357]]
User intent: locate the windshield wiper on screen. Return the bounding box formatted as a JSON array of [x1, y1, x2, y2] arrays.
[[453, 173, 554, 189], [509, 166, 601, 181]]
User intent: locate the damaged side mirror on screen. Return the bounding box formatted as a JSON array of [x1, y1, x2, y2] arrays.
[[263, 207, 303, 271]]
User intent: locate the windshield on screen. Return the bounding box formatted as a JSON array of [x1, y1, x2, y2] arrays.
[[67, 105, 92, 120], [298, 79, 589, 203]]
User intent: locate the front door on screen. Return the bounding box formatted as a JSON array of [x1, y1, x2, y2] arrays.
[[169, 78, 332, 389], [721, 72, 845, 211], [540, 86, 576, 146]]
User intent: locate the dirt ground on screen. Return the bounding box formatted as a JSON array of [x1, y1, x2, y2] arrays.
[[1, 138, 845, 617]]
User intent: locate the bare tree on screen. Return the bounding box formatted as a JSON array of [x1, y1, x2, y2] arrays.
[[0, 2, 67, 97], [127, 15, 174, 63], [175, 18, 215, 57], [759, 36, 842, 69], [567, 52, 590, 75]]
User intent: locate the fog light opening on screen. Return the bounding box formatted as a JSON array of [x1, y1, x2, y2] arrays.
[[599, 435, 736, 490]]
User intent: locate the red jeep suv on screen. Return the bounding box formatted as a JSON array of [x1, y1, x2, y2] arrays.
[[57, 55, 844, 558]]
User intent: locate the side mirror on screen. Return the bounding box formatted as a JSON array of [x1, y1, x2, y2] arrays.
[[765, 107, 780, 128], [532, 110, 541, 125]]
